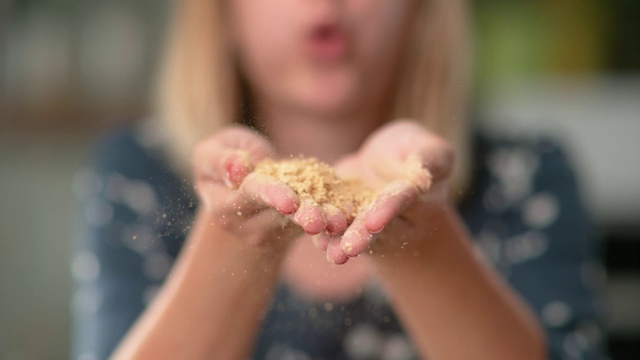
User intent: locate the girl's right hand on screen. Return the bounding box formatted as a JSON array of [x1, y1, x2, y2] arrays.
[[192, 126, 347, 253]]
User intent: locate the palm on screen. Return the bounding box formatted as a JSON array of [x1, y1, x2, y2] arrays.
[[324, 120, 454, 264]]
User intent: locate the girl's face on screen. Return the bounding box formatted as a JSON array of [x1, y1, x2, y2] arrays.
[[230, 0, 416, 116]]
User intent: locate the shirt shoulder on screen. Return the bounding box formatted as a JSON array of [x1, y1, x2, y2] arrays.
[[92, 127, 171, 179], [463, 131, 596, 268], [84, 126, 197, 254]]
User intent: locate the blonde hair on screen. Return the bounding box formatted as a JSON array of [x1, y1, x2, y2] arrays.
[[156, 0, 472, 192]]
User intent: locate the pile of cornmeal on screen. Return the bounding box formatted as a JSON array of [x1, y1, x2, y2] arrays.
[[253, 157, 376, 219]]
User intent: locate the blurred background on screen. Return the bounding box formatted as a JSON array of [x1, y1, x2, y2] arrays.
[[0, 0, 638, 359]]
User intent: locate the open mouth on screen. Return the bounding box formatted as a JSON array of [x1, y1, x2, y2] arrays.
[[306, 23, 349, 61]]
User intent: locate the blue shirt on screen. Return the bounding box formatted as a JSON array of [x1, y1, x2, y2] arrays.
[[72, 127, 606, 359]]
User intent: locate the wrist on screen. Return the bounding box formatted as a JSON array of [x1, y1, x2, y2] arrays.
[[193, 208, 292, 268], [370, 203, 461, 272]]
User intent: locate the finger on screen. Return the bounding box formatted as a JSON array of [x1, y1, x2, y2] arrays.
[[194, 142, 255, 188], [416, 143, 453, 187], [404, 154, 433, 193], [327, 236, 350, 264], [239, 173, 299, 215], [323, 204, 348, 235], [367, 154, 433, 192], [195, 127, 276, 188], [340, 215, 378, 258], [365, 180, 419, 234], [292, 199, 326, 235], [363, 120, 450, 188], [397, 131, 452, 188]]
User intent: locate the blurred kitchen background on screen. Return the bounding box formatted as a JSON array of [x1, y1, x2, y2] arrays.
[[0, 0, 638, 359]]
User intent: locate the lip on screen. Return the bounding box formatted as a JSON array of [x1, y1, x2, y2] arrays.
[[304, 23, 349, 62]]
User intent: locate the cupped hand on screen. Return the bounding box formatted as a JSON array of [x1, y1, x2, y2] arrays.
[[316, 120, 455, 264], [193, 126, 347, 251]]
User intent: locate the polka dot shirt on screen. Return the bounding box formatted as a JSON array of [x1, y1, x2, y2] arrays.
[[72, 128, 607, 359]]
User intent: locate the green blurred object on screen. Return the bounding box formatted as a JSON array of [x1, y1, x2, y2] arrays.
[[474, 0, 612, 92], [475, 2, 547, 91], [539, 0, 610, 75]]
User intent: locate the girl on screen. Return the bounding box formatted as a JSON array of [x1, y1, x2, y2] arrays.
[[73, 1, 604, 359]]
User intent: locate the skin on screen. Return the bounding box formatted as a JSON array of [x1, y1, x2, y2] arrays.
[[113, 1, 547, 359]]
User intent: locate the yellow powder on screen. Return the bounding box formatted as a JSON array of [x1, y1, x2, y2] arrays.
[[253, 157, 377, 219]]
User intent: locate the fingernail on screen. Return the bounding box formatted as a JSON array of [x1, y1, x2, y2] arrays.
[[278, 207, 296, 215], [223, 172, 234, 188], [292, 208, 303, 225], [326, 250, 336, 263], [229, 164, 244, 185], [311, 235, 322, 249], [312, 233, 329, 250], [276, 198, 297, 215], [272, 190, 299, 215], [327, 251, 349, 265], [224, 160, 239, 188]]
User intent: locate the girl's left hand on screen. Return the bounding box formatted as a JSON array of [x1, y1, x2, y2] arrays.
[[313, 120, 456, 264]]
